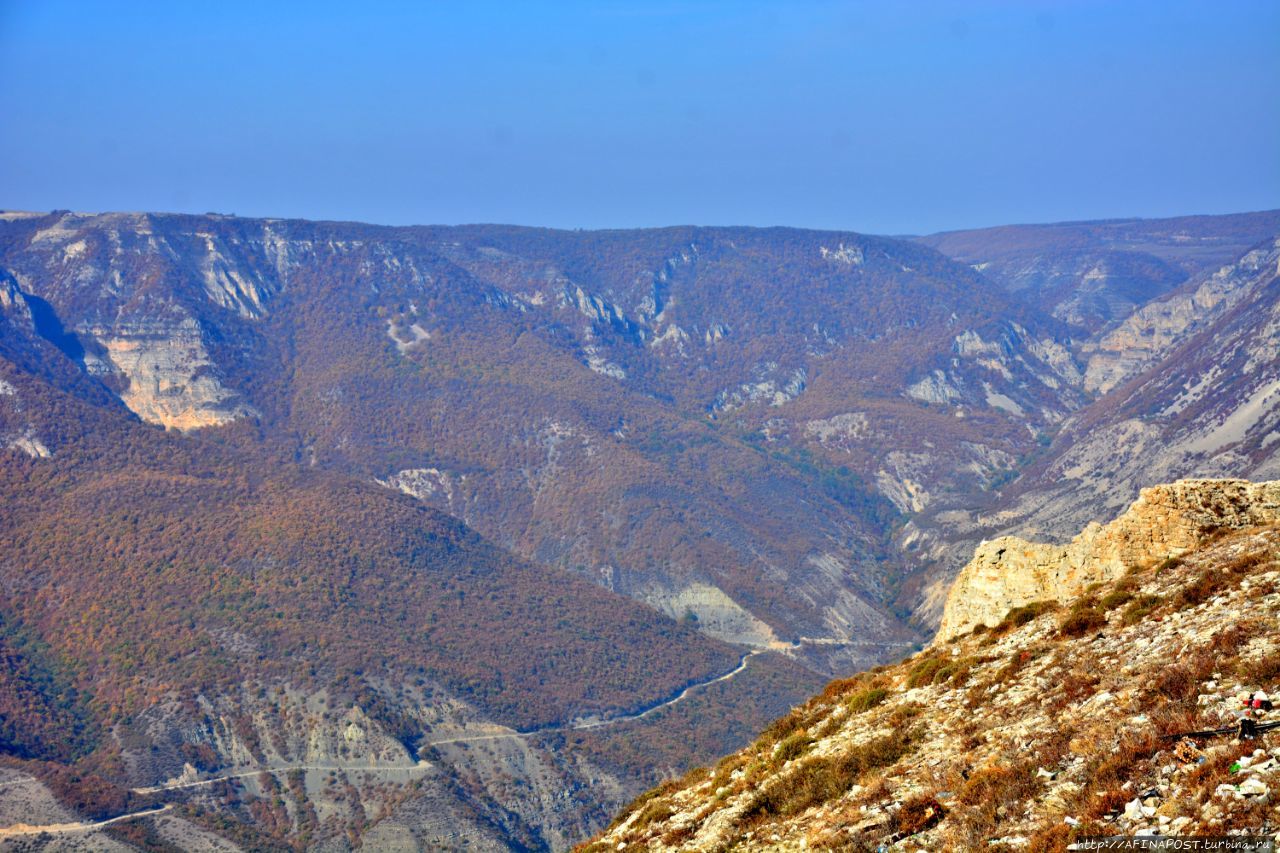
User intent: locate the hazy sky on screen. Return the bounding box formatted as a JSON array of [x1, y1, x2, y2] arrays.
[[2, 0, 1277, 234]]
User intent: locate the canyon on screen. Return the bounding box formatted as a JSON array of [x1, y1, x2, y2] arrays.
[[1, 208, 1278, 849]]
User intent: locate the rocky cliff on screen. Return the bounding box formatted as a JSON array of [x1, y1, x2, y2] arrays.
[[588, 514, 1280, 852], [937, 479, 1280, 640]]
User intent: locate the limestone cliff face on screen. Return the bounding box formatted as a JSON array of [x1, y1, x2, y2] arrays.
[[0, 212, 282, 432], [90, 318, 258, 431], [936, 478, 1280, 640]]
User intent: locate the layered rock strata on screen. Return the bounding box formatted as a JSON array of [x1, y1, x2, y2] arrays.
[[936, 478, 1280, 640]]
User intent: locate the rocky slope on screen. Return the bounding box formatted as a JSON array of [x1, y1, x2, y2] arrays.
[[900, 233, 1280, 628], [589, 492, 1280, 851]]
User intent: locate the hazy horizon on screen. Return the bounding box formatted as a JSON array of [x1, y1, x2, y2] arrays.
[[6, 203, 1280, 239], [2, 0, 1278, 234]]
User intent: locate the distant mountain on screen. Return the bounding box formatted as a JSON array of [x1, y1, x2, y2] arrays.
[[898, 232, 1280, 626], [917, 210, 1280, 334], [0, 211, 1090, 676]]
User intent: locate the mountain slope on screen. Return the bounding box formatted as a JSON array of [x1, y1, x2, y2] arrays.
[[0, 339, 826, 849], [899, 233, 1280, 627], [918, 210, 1280, 334], [0, 211, 1092, 674], [589, 482, 1280, 851], [3, 208, 1278, 848]]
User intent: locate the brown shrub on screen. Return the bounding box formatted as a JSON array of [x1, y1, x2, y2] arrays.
[[1057, 599, 1107, 638], [1081, 730, 1163, 819], [906, 655, 946, 689], [1207, 621, 1260, 657], [985, 600, 1058, 641], [1152, 651, 1216, 703], [821, 671, 879, 702], [660, 823, 696, 846], [1235, 649, 1280, 684], [958, 765, 1020, 806], [890, 793, 945, 836], [1099, 586, 1135, 611], [934, 656, 981, 688], [887, 702, 924, 726], [759, 708, 809, 748], [1026, 823, 1076, 853], [969, 645, 1048, 706], [1052, 670, 1102, 710], [1121, 594, 1164, 626], [774, 730, 815, 765], [629, 798, 674, 833], [1176, 571, 1223, 607], [947, 761, 1043, 846]]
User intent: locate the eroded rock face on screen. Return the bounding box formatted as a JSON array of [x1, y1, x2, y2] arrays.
[[936, 478, 1280, 640], [637, 582, 781, 648], [1082, 239, 1280, 394], [93, 318, 258, 431]]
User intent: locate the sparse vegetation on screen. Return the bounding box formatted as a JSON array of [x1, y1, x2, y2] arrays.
[[741, 726, 922, 822], [984, 600, 1058, 642], [890, 793, 945, 836], [845, 687, 889, 713], [1057, 597, 1107, 638], [1121, 593, 1164, 625], [590, 520, 1280, 853]]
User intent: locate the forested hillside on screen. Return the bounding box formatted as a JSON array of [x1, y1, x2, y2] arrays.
[[1, 208, 1278, 849]]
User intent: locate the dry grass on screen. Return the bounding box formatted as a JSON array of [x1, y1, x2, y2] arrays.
[[1057, 597, 1107, 638], [889, 793, 945, 836], [774, 730, 815, 764], [740, 727, 922, 823], [942, 760, 1043, 847], [1078, 730, 1163, 819], [983, 600, 1058, 643], [1176, 549, 1272, 608], [1235, 648, 1280, 684], [1121, 593, 1164, 626], [906, 653, 947, 689]]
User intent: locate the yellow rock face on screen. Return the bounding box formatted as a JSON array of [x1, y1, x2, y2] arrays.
[[99, 321, 257, 431], [936, 478, 1280, 640]]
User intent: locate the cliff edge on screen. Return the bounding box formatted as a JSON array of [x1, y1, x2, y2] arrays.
[[936, 479, 1280, 641]]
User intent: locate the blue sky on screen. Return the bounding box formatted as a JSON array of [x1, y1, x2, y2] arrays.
[[1, 0, 1277, 234]]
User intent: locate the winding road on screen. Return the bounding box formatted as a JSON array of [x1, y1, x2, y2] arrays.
[[0, 805, 172, 839], [0, 641, 826, 837], [423, 647, 765, 747], [131, 760, 433, 795], [118, 648, 765, 799]]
